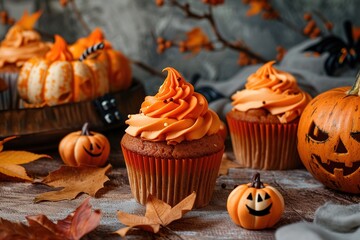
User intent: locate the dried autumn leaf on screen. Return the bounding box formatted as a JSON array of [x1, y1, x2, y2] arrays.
[[34, 164, 111, 203], [0, 197, 101, 240], [0, 136, 50, 181], [115, 192, 196, 237], [184, 27, 210, 54]]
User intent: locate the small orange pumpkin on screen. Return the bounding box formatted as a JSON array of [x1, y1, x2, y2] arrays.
[[69, 28, 132, 91], [59, 122, 110, 167], [297, 73, 360, 194], [17, 35, 109, 107], [227, 173, 284, 230]]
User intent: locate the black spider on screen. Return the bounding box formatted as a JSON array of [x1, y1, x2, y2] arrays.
[[304, 21, 360, 76]]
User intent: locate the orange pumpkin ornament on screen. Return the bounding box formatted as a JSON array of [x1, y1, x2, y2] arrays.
[[227, 173, 284, 230], [17, 35, 109, 107], [59, 122, 110, 167], [69, 28, 132, 91], [297, 73, 360, 194]]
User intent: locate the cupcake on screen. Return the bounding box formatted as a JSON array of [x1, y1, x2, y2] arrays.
[[226, 61, 312, 170], [69, 28, 132, 92], [121, 67, 224, 208], [0, 11, 51, 110]]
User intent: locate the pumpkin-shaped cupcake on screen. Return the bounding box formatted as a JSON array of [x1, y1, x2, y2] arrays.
[[17, 35, 109, 107], [69, 28, 132, 92]]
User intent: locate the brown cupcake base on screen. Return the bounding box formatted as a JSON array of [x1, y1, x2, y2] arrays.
[[121, 145, 224, 208], [226, 111, 301, 170]]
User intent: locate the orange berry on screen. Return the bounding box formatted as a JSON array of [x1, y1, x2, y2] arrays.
[[303, 13, 312, 21], [165, 41, 172, 48], [155, 0, 164, 7]]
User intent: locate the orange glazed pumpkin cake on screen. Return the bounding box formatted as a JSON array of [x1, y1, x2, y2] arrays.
[[226, 61, 312, 170], [121, 67, 224, 208]]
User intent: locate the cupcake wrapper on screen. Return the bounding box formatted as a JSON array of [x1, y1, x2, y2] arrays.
[[0, 72, 19, 110], [227, 115, 301, 170], [122, 146, 224, 208]]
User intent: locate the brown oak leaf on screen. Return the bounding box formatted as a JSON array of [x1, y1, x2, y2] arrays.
[[0, 136, 50, 181], [115, 191, 196, 237], [0, 197, 101, 240], [34, 164, 111, 203]]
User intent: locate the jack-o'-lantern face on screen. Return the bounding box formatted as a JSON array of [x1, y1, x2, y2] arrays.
[[298, 86, 360, 194], [80, 138, 106, 158], [59, 122, 110, 167], [245, 191, 272, 216], [227, 173, 284, 230]]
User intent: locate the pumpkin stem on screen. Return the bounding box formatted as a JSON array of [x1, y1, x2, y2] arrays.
[[250, 172, 265, 189], [348, 71, 360, 96], [81, 122, 90, 136]]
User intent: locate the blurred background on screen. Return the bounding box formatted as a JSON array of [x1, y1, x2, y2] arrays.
[[1, 0, 359, 95]]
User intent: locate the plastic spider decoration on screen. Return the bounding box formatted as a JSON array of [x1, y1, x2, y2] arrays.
[[304, 21, 360, 76]]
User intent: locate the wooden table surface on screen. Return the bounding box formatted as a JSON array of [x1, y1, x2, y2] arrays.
[[1, 132, 359, 240]]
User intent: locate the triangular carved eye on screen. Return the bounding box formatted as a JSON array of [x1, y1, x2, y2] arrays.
[[350, 132, 360, 143], [247, 193, 253, 200], [308, 121, 329, 142], [265, 193, 271, 200], [257, 194, 263, 202]]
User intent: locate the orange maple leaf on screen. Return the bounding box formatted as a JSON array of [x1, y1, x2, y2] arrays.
[[184, 27, 211, 54], [115, 192, 196, 237], [0, 197, 101, 240], [34, 164, 112, 203], [0, 136, 50, 181], [16, 10, 42, 30]]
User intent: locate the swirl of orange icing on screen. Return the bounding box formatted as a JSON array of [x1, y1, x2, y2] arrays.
[[231, 61, 312, 123], [0, 25, 51, 67], [125, 67, 221, 144], [45, 35, 73, 62]]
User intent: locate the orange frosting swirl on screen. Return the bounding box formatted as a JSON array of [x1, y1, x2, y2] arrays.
[[0, 25, 51, 67], [125, 67, 221, 144], [45, 35, 73, 62], [231, 61, 312, 123]]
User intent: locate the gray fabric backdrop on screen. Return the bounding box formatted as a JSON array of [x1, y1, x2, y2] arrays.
[[1, 0, 359, 95]]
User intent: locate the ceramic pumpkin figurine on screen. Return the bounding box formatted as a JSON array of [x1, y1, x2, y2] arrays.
[[297, 72, 360, 194], [69, 28, 132, 91], [227, 173, 284, 230], [17, 35, 109, 107], [59, 122, 110, 167]]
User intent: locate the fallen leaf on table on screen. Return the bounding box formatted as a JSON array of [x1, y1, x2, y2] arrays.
[[34, 164, 111, 203], [0, 136, 51, 181], [115, 191, 196, 237], [218, 154, 240, 176], [0, 197, 101, 240]]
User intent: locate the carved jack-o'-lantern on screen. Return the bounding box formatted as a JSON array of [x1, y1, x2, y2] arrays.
[[227, 173, 284, 230], [17, 35, 109, 107], [59, 122, 110, 167], [297, 74, 360, 194]]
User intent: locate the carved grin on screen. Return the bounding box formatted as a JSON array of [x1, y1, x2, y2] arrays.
[[83, 146, 103, 157], [311, 154, 360, 176], [246, 203, 272, 216]]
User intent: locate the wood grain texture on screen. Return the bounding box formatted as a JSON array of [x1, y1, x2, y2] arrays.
[[0, 150, 359, 239]]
